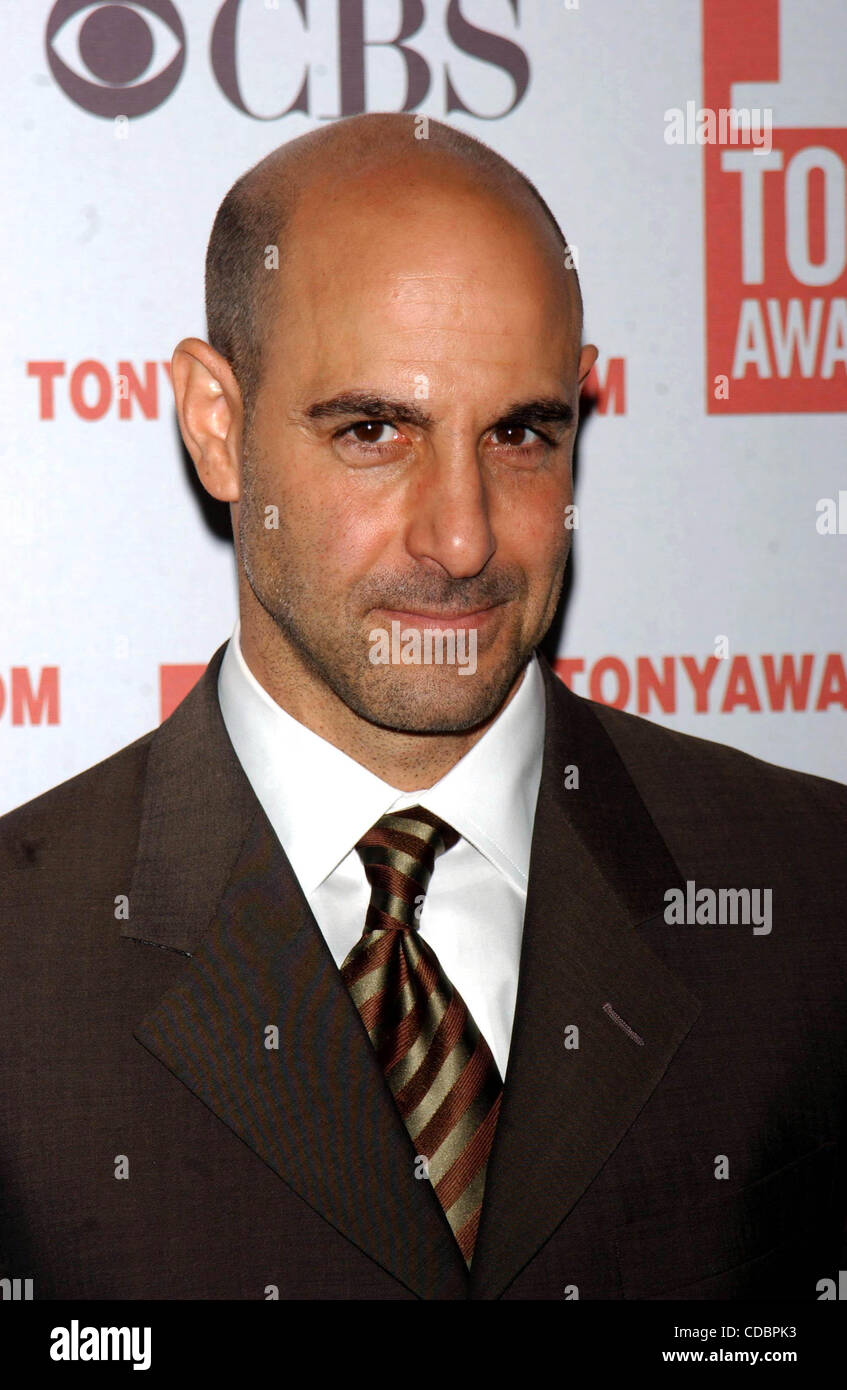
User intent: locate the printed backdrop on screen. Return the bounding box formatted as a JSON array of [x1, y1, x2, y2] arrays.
[[2, 0, 845, 813]]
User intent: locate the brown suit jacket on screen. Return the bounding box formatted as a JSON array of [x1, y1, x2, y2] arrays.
[[1, 641, 845, 1300]]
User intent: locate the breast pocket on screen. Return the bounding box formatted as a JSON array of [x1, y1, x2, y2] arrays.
[[614, 1141, 839, 1299]]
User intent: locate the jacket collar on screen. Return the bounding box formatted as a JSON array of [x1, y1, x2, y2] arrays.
[[468, 655, 701, 1297]]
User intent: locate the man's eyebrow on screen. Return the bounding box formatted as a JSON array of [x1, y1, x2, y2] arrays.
[[302, 393, 434, 429], [301, 391, 574, 432], [495, 397, 575, 431]]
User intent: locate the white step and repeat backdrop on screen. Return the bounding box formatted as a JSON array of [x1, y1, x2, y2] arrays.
[[2, 0, 845, 812]]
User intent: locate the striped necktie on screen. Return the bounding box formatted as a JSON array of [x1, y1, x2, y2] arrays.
[[340, 806, 503, 1268]]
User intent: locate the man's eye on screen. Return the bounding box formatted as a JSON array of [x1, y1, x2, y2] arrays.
[[341, 420, 401, 446], [490, 425, 545, 448]]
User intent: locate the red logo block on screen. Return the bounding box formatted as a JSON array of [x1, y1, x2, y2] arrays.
[[159, 664, 207, 722], [704, 0, 847, 412]]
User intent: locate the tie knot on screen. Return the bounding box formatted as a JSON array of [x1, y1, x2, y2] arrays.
[[355, 806, 459, 933]]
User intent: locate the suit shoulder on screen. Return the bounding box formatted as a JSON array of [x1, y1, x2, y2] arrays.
[[0, 726, 155, 875], [586, 695, 847, 822]]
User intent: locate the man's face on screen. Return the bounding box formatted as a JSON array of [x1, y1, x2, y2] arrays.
[[237, 165, 585, 734]]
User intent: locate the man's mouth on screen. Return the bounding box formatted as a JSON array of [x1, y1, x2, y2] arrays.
[[375, 604, 502, 630]]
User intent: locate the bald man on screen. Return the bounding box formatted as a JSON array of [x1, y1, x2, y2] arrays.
[[1, 114, 846, 1303]]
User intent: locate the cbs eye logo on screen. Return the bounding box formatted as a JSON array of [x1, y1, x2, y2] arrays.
[[46, 0, 185, 118]]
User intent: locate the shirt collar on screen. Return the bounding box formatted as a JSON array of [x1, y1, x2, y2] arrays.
[[217, 619, 546, 896]]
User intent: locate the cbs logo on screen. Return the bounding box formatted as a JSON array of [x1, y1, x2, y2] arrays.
[[46, 0, 530, 122]]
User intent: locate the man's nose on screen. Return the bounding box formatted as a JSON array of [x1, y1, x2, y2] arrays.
[[404, 441, 496, 580]]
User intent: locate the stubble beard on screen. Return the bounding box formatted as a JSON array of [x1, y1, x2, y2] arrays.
[[238, 450, 567, 735]]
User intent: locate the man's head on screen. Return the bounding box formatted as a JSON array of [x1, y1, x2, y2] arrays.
[[172, 113, 597, 762], [204, 115, 586, 448]]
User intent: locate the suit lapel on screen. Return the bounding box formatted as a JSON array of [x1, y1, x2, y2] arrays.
[[125, 642, 468, 1300], [469, 656, 702, 1299]]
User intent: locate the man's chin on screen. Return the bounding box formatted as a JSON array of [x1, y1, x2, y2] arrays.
[[342, 661, 527, 735]]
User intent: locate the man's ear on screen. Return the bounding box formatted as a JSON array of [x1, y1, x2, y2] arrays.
[[577, 343, 599, 385], [170, 337, 243, 503]]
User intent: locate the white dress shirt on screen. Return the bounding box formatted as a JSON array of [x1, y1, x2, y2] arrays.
[[216, 621, 546, 1080]]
